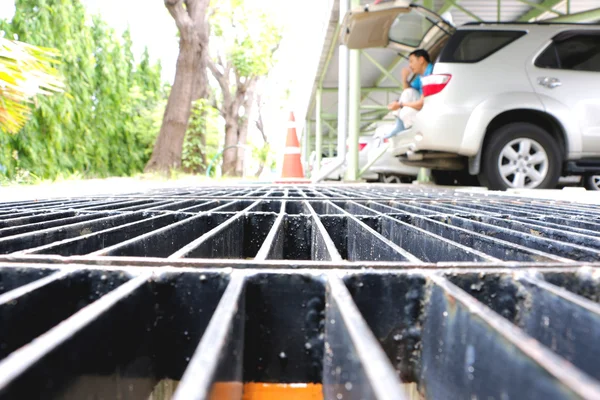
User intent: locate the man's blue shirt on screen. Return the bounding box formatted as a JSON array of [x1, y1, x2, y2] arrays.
[[410, 63, 434, 94]]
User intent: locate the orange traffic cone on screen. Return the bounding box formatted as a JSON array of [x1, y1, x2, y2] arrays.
[[280, 112, 305, 179]]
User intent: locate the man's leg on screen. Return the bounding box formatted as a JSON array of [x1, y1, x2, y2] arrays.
[[383, 117, 406, 140], [400, 88, 421, 104]]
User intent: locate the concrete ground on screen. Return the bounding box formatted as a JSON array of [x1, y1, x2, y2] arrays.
[[1, 176, 599, 204], [0, 176, 213, 201]]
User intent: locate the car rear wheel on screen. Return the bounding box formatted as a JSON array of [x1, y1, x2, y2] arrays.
[[479, 123, 561, 190], [378, 174, 411, 184], [584, 175, 600, 191]]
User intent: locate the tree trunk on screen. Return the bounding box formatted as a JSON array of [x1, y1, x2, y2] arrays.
[[222, 118, 238, 176], [234, 123, 247, 177], [255, 164, 264, 178], [145, 0, 209, 174], [234, 80, 257, 176], [199, 129, 207, 167]]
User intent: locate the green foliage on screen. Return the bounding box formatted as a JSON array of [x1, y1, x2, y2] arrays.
[[182, 99, 221, 176], [210, 0, 282, 82], [0, 0, 166, 180], [251, 141, 276, 171]]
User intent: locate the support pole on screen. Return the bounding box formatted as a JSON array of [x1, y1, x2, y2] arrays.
[[346, 41, 361, 181], [328, 121, 335, 157], [336, 0, 350, 172], [498, 0, 501, 21], [315, 88, 323, 175], [312, 0, 351, 183]]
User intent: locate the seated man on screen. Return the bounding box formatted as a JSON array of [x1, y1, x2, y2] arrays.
[[382, 49, 433, 140]]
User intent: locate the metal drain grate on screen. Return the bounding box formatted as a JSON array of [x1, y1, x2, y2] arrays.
[[0, 185, 599, 399]]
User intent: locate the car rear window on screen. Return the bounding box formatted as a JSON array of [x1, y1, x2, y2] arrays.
[[439, 30, 527, 63]]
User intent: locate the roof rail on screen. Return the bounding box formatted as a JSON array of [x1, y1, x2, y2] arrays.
[[462, 21, 600, 26]]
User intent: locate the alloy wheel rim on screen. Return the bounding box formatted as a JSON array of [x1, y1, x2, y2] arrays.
[[498, 138, 549, 188]]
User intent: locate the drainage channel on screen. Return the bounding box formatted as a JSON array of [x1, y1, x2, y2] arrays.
[[0, 185, 599, 400]]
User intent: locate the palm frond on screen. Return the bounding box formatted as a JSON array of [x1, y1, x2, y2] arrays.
[[0, 38, 64, 134]]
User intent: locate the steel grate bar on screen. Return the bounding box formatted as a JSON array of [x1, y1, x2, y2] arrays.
[[143, 199, 215, 212], [365, 201, 563, 263], [323, 201, 421, 262], [56, 198, 159, 212], [0, 271, 151, 397], [168, 195, 275, 259], [512, 215, 600, 237], [455, 215, 600, 249], [516, 274, 600, 380], [0, 211, 110, 237], [0, 212, 153, 254], [173, 273, 245, 400], [304, 201, 343, 262], [18, 213, 190, 256], [0, 266, 55, 295], [347, 201, 499, 263], [0, 269, 130, 360], [373, 200, 449, 217], [254, 200, 287, 261], [0, 198, 95, 212], [491, 199, 600, 218], [422, 274, 600, 400], [0, 185, 599, 399], [429, 215, 600, 262], [90, 212, 235, 257], [325, 274, 406, 400]]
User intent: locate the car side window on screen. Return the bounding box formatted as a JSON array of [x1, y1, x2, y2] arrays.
[[438, 30, 526, 63], [535, 31, 600, 72]]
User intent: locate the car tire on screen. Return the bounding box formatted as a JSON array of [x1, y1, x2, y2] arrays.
[[479, 123, 561, 191], [584, 175, 600, 191]]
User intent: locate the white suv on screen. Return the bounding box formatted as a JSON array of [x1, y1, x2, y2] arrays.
[[342, 1, 600, 190]]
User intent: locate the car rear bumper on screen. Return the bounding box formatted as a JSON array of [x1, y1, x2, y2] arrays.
[[390, 102, 474, 157]]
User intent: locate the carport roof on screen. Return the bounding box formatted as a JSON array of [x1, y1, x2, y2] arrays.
[[305, 0, 600, 141]]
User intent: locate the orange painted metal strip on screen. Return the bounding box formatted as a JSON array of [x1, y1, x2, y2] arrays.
[[208, 382, 243, 399], [242, 383, 323, 400]]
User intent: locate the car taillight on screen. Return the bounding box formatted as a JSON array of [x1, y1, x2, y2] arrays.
[[347, 143, 369, 152], [422, 74, 451, 97]]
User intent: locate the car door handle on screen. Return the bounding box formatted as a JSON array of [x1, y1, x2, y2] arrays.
[[537, 77, 561, 89]]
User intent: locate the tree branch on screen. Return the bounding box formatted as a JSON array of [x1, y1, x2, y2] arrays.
[[235, 69, 243, 93], [164, 0, 193, 36], [208, 58, 233, 111], [211, 98, 224, 117], [207, 58, 222, 79], [255, 92, 267, 143]]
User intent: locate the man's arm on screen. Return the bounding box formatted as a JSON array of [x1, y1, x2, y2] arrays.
[[401, 67, 411, 89]]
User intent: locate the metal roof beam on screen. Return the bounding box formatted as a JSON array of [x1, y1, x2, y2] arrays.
[[518, 0, 564, 21], [437, 0, 458, 16], [546, 7, 600, 22], [373, 55, 406, 88], [516, 0, 564, 18], [362, 51, 403, 87], [447, 0, 484, 22]]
